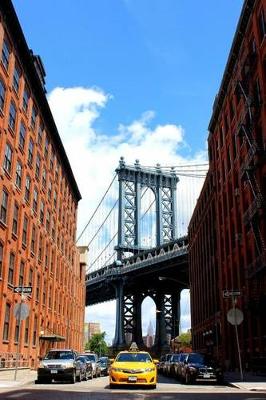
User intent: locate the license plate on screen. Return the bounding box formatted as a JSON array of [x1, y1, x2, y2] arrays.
[[128, 376, 137, 382], [51, 369, 58, 374], [203, 373, 210, 378]]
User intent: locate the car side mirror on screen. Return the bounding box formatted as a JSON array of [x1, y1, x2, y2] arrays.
[[153, 359, 159, 364], [110, 358, 114, 363]]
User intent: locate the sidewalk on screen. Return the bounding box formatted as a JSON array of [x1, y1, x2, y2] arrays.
[[225, 371, 266, 392], [0, 368, 37, 389]]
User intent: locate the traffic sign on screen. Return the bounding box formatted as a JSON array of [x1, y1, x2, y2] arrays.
[[14, 286, 32, 294], [13, 303, 30, 320], [223, 289, 241, 298], [227, 308, 244, 326]]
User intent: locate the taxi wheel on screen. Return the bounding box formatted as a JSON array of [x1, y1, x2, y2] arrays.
[[150, 384, 156, 389]]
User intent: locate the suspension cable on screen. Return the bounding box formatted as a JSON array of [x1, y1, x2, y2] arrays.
[[76, 173, 117, 243]]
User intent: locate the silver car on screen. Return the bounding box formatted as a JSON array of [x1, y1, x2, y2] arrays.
[[80, 353, 101, 378], [37, 349, 82, 383]]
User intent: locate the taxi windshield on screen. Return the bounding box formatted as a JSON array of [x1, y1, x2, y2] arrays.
[[116, 353, 152, 363]]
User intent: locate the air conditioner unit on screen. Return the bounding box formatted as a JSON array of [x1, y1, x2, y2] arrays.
[[235, 233, 242, 242], [234, 188, 240, 196]]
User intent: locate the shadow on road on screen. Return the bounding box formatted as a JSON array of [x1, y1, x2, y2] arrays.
[[0, 389, 266, 400]]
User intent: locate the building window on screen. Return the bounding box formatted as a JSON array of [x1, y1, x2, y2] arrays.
[[3, 303, 11, 341], [31, 225, 36, 254], [42, 168, 46, 189], [45, 243, 49, 268], [50, 148, 54, 170], [24, 175, 31, 203], [22, 87, 29, 113], [24, 317, 29, 344], [36, 274, 40, 301], [18, 260, 24, 286], [12, 202, 19, 235], [48, 181, 52, 199], [35, 153, 41, 179], [31, 105, 37, 130], [8, 252, 15, 285], [33, 315, 37, 346], [8, 102, 16, 131], [38, 234, 42, 261], [22, 215, 28, 245], [38, 123, 43, 146], [0, 79, 6, 111], [46, 210, 50, 232], [0, 189, 8, 224], [40, 200, 44, 224], [3, 143, 12, 174], [0, 242, 3, 278], [15, 161, 22, 189], [33, 188, 38, 213], [44, 137, 49, 158], [19, 121, 26, 150], [14, 319, 20, 343], [28, 138, 34, 165], [1, 39, 10, 70], [13, 64, 21, 93], [43, 280, 46, 304], [258, 8, 266, 42], [28, 267, 33, 287]]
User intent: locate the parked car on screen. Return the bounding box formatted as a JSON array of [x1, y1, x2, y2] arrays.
[[168, 353, 182, 377], [80, 353, 101, 378], [99, 356, 111, 376], [157, 354, 166, 374], [179, 352, 223, 384], [76, 355, 93, 380], [163, 353, 173, 375], [175, 352, 189, 380], [37, 349, 82, 383]]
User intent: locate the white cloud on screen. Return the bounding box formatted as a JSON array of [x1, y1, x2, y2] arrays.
[[48, 86, 206, 346]]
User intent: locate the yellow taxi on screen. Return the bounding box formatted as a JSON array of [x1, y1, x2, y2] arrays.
[[109, 344, 157, 389]]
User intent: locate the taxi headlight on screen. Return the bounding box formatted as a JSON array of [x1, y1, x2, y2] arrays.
[[145, 367, 155, 372], [111, 367, 123, 372]]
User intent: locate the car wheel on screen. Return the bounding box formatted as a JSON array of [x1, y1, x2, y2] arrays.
[[70, 370, 76, 384], [150, 384, 156, 389]]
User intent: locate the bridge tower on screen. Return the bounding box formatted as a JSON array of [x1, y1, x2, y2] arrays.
[[113, 158, 181, 352]]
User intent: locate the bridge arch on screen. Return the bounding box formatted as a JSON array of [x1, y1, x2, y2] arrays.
[[140, 187, 156, 248], [141, 295, 156, 348]]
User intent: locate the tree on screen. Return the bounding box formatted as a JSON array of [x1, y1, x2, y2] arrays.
[[178, 331, 191, 347], [87, 332, 108, 356]]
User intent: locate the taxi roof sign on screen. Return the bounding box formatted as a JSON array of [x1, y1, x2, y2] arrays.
[[129, 342, 139, 352]]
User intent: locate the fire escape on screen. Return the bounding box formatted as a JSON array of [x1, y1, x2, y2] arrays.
[[237, 46, 266, 278]]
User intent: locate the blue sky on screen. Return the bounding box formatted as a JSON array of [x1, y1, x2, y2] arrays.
[[12, 0, 244, 344], [13, 0, 242, 152]]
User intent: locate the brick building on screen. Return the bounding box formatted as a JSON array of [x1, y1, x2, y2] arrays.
[[0, 0, 85, 368], [189, 0, 266, 370]]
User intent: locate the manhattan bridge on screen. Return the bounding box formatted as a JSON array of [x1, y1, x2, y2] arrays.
[[77, 157, 208, 353]]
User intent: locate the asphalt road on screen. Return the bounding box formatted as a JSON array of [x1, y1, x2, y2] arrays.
[[0, 375, 265, 400]]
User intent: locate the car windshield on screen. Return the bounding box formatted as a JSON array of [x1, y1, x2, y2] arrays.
[[172, 355, 180, 362], [188, 354, 205, 364], [77, 357, 86, 362], [45, 351, 74, 360], [116, 353, 152, 363], [83, 355, 96, 362]]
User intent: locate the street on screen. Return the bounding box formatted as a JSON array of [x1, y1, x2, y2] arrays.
[[0, 375, 265, 400]]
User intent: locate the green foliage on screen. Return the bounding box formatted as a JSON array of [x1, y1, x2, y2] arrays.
[[87, 332, 108, 356], [84, 342, 90, 351], [177, 331, 191, 346]]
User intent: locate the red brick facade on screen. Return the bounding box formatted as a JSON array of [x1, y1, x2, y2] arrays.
[[0, 0, 85, 368], [189, 0, 266, 370]]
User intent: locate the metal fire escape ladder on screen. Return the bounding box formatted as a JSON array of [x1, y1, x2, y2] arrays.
[[237, 71, 266, 256]]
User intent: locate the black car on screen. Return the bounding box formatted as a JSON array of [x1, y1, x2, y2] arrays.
[[76, 356, 93, 380], [179, 353, 223, 384]]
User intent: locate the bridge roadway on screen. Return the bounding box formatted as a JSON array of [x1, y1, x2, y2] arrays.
[[85, 236, 189, 306]]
